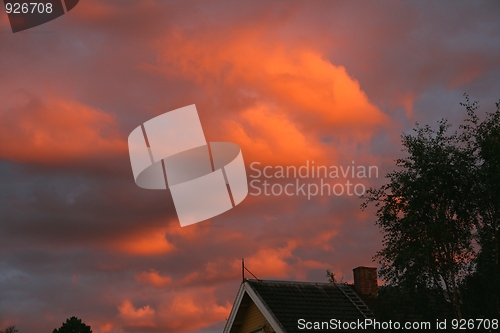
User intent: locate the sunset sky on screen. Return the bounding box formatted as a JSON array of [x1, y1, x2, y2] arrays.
[[1, 1, 500, 332]]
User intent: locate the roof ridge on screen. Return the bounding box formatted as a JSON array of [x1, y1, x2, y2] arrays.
[[245, 278, 354, 286]]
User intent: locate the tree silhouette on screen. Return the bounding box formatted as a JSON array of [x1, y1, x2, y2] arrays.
[[363, 102, 479, 319], [0, 326, 18, 333], [52, 317, 92, 333], [459, 96, 500, 317], [363, 95, 500, 319]]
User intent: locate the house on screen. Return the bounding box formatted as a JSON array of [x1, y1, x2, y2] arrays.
[[223, 267, 379, 333]]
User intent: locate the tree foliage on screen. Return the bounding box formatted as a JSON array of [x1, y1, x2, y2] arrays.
[[363, 95, 500, 319], [459, 97, 500, 317], [52, 317, 92, 333], [0, 326, 18, 333]]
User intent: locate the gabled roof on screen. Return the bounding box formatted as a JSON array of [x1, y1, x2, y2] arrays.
[[224, 279, 371, 333]]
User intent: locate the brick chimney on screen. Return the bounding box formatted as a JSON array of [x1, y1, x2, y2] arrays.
[[353, 266, 378, 297]]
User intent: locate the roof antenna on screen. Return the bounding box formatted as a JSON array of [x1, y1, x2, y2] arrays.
[[242, 258, 261, 281], [242, 258, 245, 282]]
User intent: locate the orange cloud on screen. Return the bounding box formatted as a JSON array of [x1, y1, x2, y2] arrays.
[[155, 288, 231, 332], [118, 300, 155, 328], [97, 322, 116, 333], [245, 245, 293, 278], [307, 229, 338, 252], [108, 219, 245, 257], [146, 29, 389, 167], [223, 104, 327, 165], [0, 10, 9, 30], [180, 257, 241, 286], [136, 269, 173, 288], [109, 226, 175, 256], [72, 0, 118, 22], [0, 96, 125, 164], [396, 91, 416, 119], [244, 239, 335, 280], [449, 66, 483, 89], [116, 288, 231, 332], [96, 322, 115, 333]]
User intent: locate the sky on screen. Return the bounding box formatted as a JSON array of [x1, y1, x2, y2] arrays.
[[1, 1, 500, 332]]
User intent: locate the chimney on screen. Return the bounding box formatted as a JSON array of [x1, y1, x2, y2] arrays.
[[353, 266, 378, 297]]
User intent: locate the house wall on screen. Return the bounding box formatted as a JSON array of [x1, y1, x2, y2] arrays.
[[237, 300, 269, 333]]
